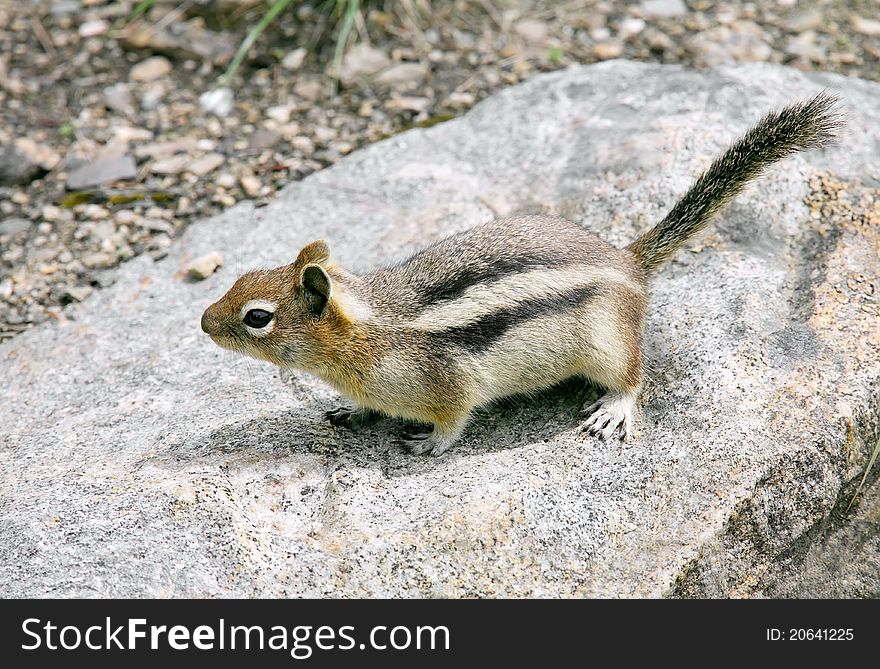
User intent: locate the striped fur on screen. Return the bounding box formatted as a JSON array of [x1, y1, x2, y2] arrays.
[[427, 284, 601, 351], [202, 96, 843, 454], [410, 253, 556, 306], [409, 265, 639, 331]]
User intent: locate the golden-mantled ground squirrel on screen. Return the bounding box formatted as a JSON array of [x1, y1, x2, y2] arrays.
[[201, 94, 841, 455]]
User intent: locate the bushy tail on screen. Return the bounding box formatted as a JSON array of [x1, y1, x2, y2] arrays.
[[627, 92, 843, 277]]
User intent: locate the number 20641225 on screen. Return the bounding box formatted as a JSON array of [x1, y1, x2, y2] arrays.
[[766, 629, 854, 641]]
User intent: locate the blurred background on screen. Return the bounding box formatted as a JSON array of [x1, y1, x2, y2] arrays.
[[0, 0, 877, 341]]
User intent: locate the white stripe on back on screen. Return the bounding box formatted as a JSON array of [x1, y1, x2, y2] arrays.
[[410, 265, 636, 330]]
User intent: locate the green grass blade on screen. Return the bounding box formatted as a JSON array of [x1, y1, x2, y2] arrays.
[[847, 434, 880, 512], [223, 0, 296, 85], [330, 0, 359, 96], [125, 0, 156, 24]]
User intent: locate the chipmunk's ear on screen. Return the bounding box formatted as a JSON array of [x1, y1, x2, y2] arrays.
[[301, 264, 331, 317], [294, 240, 330, 267]]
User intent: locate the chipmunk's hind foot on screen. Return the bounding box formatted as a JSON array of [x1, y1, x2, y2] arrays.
[[581, 391, 637, 441]]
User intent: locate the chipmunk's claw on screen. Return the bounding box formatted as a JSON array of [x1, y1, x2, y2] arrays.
[[392, 425, 439, 455], [324, 406, 380, 430]]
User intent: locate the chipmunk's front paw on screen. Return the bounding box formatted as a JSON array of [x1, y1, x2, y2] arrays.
[[397, 419, 467, 456], [399, 430, 435, 456], [324, 406, 379, 430], [581, 391, 636, 441]]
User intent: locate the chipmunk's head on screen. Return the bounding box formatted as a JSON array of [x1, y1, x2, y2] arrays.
[[200, 240, 368, 370]]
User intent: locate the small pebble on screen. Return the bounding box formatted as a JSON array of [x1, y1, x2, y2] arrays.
[[240, 175, 262, 198], [266, 105, 292, 124], [282, 47, 307, 71], [130, 56, 173, 82], [619, 18, 646, 39], [199, 87, 234, 117], [851, 16, 880, 37], [293, 80, 322, 102], [641, 0, 688, 19], [186, 153, 225, 177], [592, 42, 624, 60], [42, 205, 62, 222], [78, 19, 108, 38], [81, 251, 115, 269], [216, 173, 237, 189], [63, 286, 94, 303], [513, 19, 548, 45], [186, 252, 224, 280], [0, 218, 30, 235]]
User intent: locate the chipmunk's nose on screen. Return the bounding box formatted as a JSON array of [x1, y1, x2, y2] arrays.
[[200, 306, 218, 335]]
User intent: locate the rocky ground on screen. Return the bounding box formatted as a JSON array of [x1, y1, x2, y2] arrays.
[[1, 0, 878, 340]]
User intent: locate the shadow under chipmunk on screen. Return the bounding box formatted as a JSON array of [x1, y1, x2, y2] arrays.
[[149, 379, 602, 477]]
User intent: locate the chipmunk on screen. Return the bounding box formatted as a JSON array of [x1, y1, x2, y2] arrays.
[[201, 93, 841, 455]]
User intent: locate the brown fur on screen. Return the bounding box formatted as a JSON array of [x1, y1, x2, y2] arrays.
[[201, 95, 843, 454]]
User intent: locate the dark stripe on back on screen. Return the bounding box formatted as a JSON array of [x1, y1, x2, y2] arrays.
[[429, 284, 600, 352], [415, 254, 558, 306]]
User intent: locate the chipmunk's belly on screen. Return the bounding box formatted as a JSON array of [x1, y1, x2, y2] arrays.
[[470, 315, 589, 400]]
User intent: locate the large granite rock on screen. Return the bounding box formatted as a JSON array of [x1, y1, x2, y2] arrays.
[[1, 62, 878, 597]]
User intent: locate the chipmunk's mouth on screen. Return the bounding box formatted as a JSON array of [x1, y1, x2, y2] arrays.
[[206, 333, 241, 353], [207, 333, 278, 365]]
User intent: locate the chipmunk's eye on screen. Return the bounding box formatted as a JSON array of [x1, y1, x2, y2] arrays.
[[243, 309, 273, 328]]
